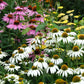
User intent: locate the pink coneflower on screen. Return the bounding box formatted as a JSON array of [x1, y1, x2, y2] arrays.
[[0, 30, 3, 33], [27, 30, 36, 36], [26, 38, 34, 43], [36, 32, 43, 36], [0, 0, 8, 10], [20, 6, 27, 13], [35, 14, 44, 23], [2, 13, 14, 23], [29, 19, 37, 24], [6, 20, 26, 30], [28, 6, 38, 17], [28, 24, 38, 30], [13, 6, 26, 20], [25, 5, 32, 13]]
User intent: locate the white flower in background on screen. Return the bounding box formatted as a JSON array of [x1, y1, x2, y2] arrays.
[[0, 60, 10, 66], [74, 34, 84, 46], [79, 65, 84, 74], [0, 49, 8, 59], [46, 62, 59, 74], [33, 58, 48, 69], [57, 64, 73, 77], [64, 28, 77, 36], [4, 64, 20, 72], [70, 76, 84, 84], [51, 54, 63, 65], [9, 54, 17, 64], [67, 46, 84, 58], [27, 66, 43, 77], [78, 72, 84, 81], [4, 74, 19, 82], [20, 70, 28, 75], [59, 32, 74, 43], [73, 68, 81, 75], [0, 79, 5, 84]]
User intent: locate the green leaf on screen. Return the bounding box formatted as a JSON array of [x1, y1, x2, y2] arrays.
[[36, 23, 46, 32], [59, 25, 68, 30], [52, 23, 59, 28], [22, 28, 31, 35]]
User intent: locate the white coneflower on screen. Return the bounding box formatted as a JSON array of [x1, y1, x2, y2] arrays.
[[44, 46, 56, 53], [73, 68, 81, 75], [59, 32, 74, 43], [45, 38, 55, 47], [64, 28, 76, 36], [27, 66, 43, 77], [71, 76, 84, 84], [21, 44, 33, 54], [4, 64, 20, 72], [0, 49, 8, 59], [16, 48, 29, 59], [48, 28, 63, 38], [4, 74, 19, 82], [74, 34, 84, 46], [67, 46, 84, 58], [9, 48, 29, 63], [51, 55, 63, 65], [9, 54, 17, 64], [46, 62, 59, 74], [33, 58, 48, 69], [79, 65, 84, 74], [57, 64, 73, 77]]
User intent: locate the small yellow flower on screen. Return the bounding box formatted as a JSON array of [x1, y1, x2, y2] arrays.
[[38, 82, 44, 84], [49, 24, 53, 26], [45, 15, 50, 17], [74, 15, 80, 18], [58, 6, 63, 9], [60, 15, 68, 21], [61, 20, 68, 24], [53, 12, 57, 14], [41, 45, 46, 49], [56, 48, 64, 51], [53, 21, 61, 24], [57, 13, 65, 18], [19, 81, 24, 84], [67, 22, 76, 25], [66, 10, 74, 14], [69, 13, 73, 16]]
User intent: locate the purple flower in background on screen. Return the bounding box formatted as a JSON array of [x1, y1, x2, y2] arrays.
[[13, 6, 26, 20], [29, 53, 35, 61], [2, 13, 14, 23], [0, 0, 8, 10], [28, 6, 38, 17], [35, 14, 44, 23], [0, 30, 3, 33]]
